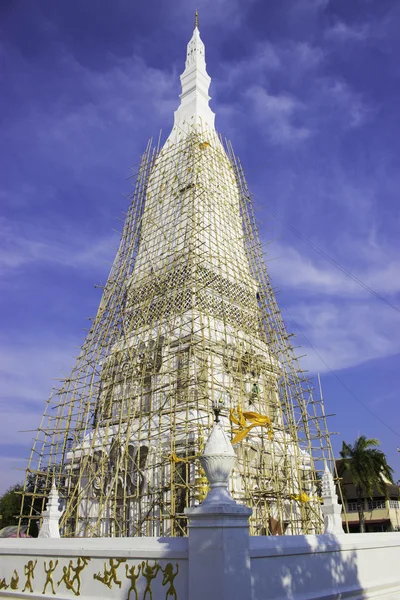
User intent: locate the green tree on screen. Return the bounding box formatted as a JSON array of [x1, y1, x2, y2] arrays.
[[0, 475, 51, 536], [0, 483, 23, 529], [339, 436, 394, 533]]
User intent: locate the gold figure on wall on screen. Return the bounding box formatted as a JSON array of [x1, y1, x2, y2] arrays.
[[43, 560, 58, 595], [57, 557, 90, 596], [0, 578, 8, 590], [70, 557, 90, 596], [94, 558, 126, 589], [57, 565, 74, 593], [22, 559, 37, 593], [125, 563, 141, 600], [162, 563, 179, 600], [142, 561, 160, 600], [10, 570, 19, 590]]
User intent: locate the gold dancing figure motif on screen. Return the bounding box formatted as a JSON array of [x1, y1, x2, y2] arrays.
[[10, 570, 19, 590], [57, 565, 74, 593], [22, 560, 37, 593], [0, 578, 8, 590], [125, 563, 141, 600], [57, 557, 90, 596], [142, 561, 160, 600], [42, 560, 59, 595], [162, 563, 179, 600], [94, 558, 126, 589], [70, 557, 91, 596]]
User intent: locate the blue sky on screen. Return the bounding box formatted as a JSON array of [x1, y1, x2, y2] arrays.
[[1, 0, 399, 494]]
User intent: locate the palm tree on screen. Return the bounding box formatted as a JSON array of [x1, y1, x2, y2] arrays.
[[339, 436, 394, 533]]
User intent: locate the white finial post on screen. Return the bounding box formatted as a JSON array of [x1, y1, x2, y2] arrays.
[[38, 480, 63, 538], [185, 419, 252, 600], [321, 464, 344, 535]]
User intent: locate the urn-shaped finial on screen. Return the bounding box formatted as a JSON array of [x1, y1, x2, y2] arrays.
[[200, 422, 236, 505]]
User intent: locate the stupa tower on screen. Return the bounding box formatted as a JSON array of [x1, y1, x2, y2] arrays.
[[20, 17, 334, 538]]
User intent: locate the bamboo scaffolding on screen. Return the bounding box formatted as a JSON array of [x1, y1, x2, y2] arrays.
[[19, 124, 336, 538]]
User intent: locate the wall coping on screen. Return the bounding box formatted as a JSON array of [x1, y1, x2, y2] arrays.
[[0, 536, 188, 559]]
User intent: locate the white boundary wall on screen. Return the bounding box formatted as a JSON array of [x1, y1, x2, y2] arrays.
[[1, 510, 400, 599], [0, 537, 187, 599], [250, 533, 400, 600]]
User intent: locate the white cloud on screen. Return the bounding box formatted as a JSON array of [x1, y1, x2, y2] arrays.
[[287, 300, 400, 373], [3, 49, 178, 174], [0, 335, 84, 494], [0, 216, 118, 277], [325, 20, 369, 42], [265, 242, 400, 373], [291, 41, 325, 72], [218, 39, 323, 92], [0, 409, 38, 447], [323, 78, 370, 128], [214, 35, 369, 144], [245, 85, 311, 145], [0, 457, 27, 495], [174, 0, 257, 31], [268, 244, 400, 298], [294, 0, 330, 11], [0, 335, 79, 406]]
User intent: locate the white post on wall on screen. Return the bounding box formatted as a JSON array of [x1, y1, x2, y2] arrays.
[[185, 416, 253, 600], [38, 480, 63, 538], [321, 463, 345, 535]]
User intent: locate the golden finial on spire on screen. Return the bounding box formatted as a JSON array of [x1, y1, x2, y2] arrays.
[[195, 10, 199, 29]]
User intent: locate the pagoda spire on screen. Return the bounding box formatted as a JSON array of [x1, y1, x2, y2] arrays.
[[167, 16, 215, 141]]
